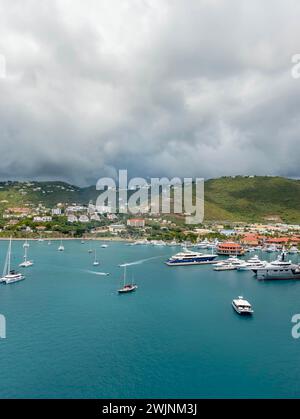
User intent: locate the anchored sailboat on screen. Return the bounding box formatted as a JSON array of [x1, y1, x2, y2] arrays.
[[19, 245, 34, 268], [58, 239, 65, 251], [1, 238, 25, 284], [93, 249, 100, 266], [118, 265, 138, 294]]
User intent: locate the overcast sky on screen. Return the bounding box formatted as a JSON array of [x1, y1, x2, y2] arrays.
[[0, 0, 300, 185]]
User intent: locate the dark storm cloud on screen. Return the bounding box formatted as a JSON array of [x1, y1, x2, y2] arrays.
[[0, 0, 299, 185]]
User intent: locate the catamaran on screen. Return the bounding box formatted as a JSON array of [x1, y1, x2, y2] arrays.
[[19, 245, 34, 268], [232, 296, 254, 315], [118, 265, 138, 294], [93, 249, 100, 266], [1, 238, 25, 284]]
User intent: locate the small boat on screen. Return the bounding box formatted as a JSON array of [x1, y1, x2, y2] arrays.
[[101, 244, 108, 248], [93, 250, 100, 266], [81, 240, 85, 244], [23, 239, 30, 248], [19, 246, 34, 268], [288, 246, 299, 254], [1, 238, 25, 284], [118, 266, 138, 294], [232, 296, 253, 315], [214, 264, 236, 271], [58, 240, 65, 251]]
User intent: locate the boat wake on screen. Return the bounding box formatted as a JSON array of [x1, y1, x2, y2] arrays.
[[85, 270, 110, 276], [119, 255, 165, 267]]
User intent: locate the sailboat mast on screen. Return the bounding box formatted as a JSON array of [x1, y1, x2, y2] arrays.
[[8, 238, 11, 274], [124, 265, 127, 286]]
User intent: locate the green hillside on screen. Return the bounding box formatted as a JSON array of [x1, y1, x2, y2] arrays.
[[0, 176, 300, 223], [204, 176, 300, 223]]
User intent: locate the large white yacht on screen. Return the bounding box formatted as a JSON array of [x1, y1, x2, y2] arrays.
[[237, 255, 267, 271], [213, 256, 244, 270], [253, 252, 300, 280], [166, 248, 217, 266]]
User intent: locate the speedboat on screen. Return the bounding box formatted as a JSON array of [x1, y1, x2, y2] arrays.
[[166, 249, 217, 266], [232, 297, 253, 315]]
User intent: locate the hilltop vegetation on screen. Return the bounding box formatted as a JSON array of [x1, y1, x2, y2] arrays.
[[204, 176, 300, 223], [0, 176, 299, 224]]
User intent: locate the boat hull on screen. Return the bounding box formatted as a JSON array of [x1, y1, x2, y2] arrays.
[[166, 259, 216, 266]]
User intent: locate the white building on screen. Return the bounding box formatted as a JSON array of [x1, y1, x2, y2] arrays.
[[67, 215, 78, 223], [79, 215, 90, 223], [52, 208, 62, 216]]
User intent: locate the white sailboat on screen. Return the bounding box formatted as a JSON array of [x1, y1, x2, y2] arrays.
[[1, 238, 25, 284], [93, 249, 100, 266], [19, 245, 34, 268], [118, 265, 138, 294], [58, 239, 65, 251]]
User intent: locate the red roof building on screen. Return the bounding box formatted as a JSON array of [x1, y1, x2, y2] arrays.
[[217, 242, 245, 255]]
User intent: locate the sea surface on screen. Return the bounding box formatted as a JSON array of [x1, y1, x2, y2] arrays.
[[0, 240, 300, 398]]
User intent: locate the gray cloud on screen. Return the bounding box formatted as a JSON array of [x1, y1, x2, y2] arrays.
[[0, 0, 300, 185]]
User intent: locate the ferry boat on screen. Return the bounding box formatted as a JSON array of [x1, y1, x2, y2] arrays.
[[253, 252, 300, 280], [232, 297, 253, 315], [166, 249, 217, 266]]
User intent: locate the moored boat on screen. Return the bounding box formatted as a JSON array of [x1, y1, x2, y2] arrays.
[[166, 248, 217, 266]]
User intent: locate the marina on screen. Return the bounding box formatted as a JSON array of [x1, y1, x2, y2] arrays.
[[0, 239, 300, 397]]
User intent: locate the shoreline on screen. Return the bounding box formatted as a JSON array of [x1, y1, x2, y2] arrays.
[[0, 236, 134, 242]]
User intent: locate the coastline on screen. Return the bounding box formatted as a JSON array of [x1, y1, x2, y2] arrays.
[[0, 236, 134, 242]]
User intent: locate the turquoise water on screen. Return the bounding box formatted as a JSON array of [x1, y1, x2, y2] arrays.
[[0, 240, 300, 398]]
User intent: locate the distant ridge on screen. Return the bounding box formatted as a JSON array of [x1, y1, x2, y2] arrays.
[[0, 176, 300, 223]]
